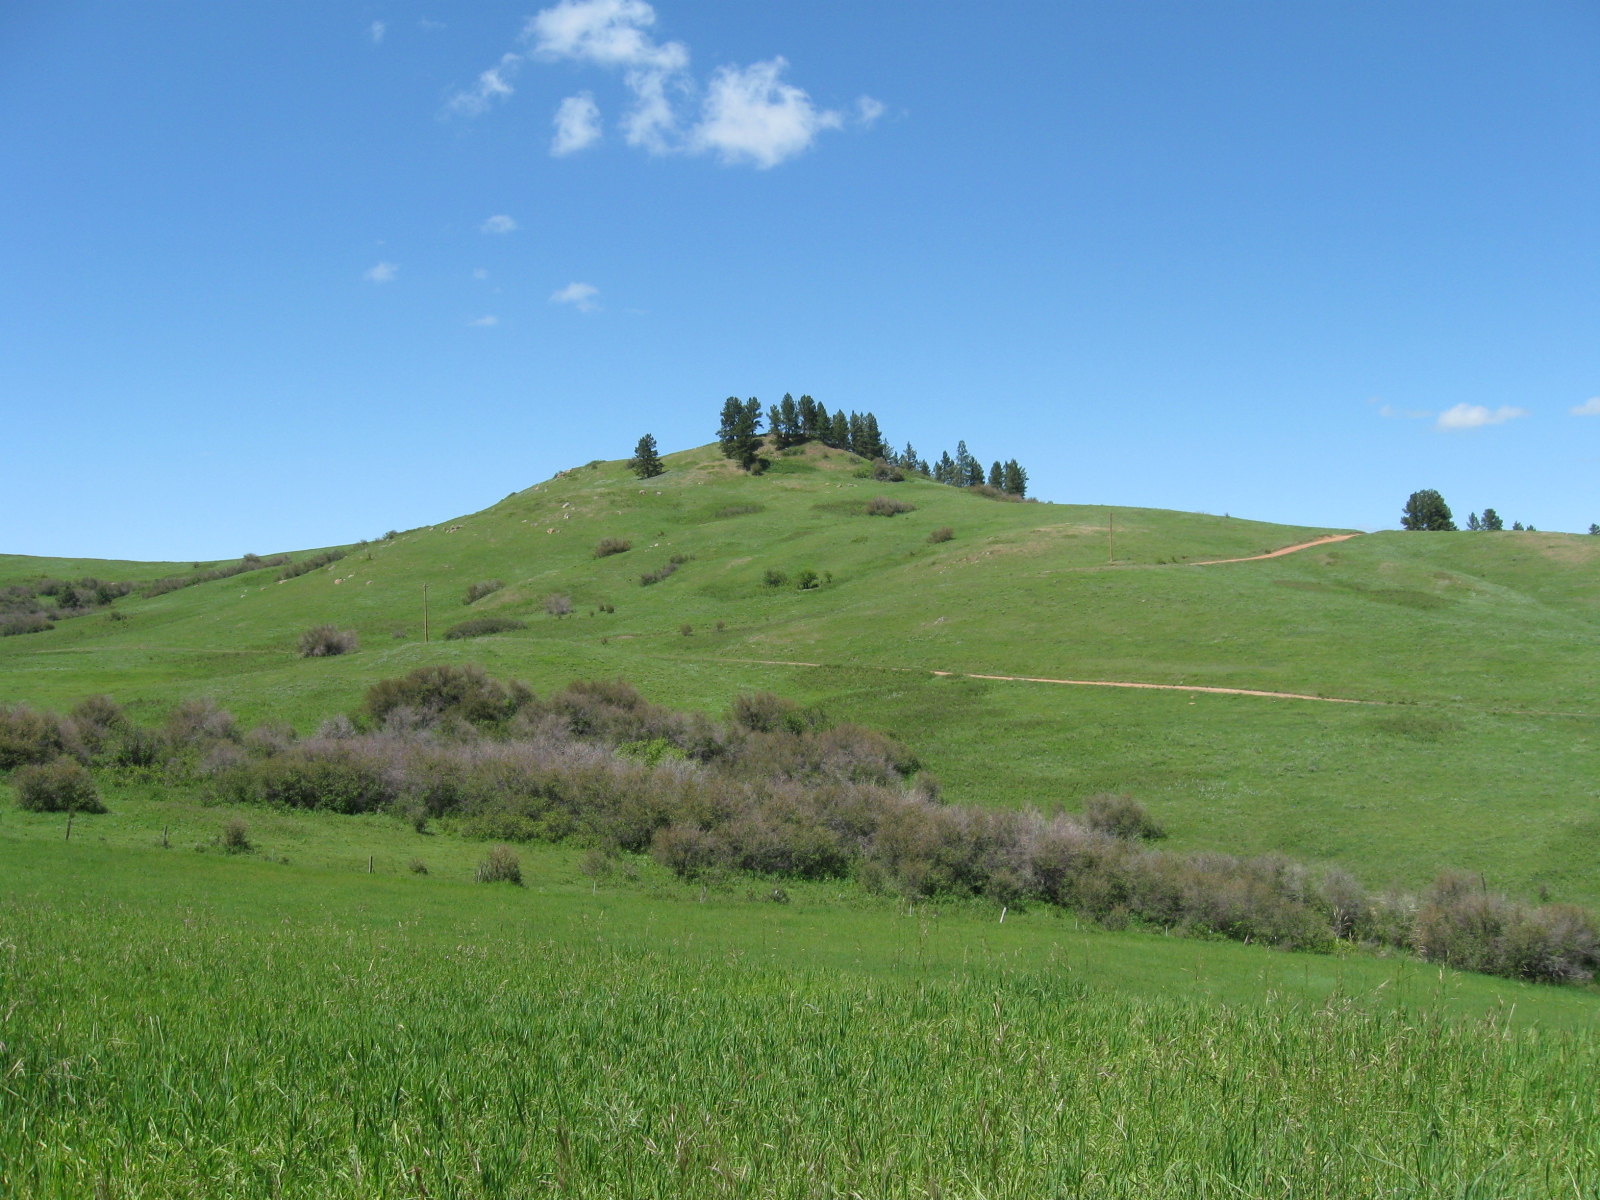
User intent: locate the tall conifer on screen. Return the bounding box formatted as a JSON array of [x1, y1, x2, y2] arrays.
[[797, 394, 819, 440], [988, 462, 1004, 488], [830, 409, 850, 449], [628, 434, 665, 479]]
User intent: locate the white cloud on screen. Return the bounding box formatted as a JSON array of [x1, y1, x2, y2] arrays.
[[552, 93, 603, 155], [452, 1, 867, 166], [690, 58, 840, 167], [551, 281, 600, 312], [1435, 403, 1528, 431], [447, 53, 522, 116], [480, 214, 518, 234], [364, 261, 398, 283], [468, 315, 499, 326], [473, 268, 489, 280], [369, 21, 386, 43], [1571, 397, 1600, 416]]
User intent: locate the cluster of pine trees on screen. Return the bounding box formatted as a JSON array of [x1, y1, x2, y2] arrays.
[[716, 394, 1029, 497]]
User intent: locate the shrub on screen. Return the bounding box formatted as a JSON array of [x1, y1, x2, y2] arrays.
[[865, 497, 915, 517], [0, 704, 81, 768], [763, 568, 788, 588], [0, 612, 53, 636], [444, 616, 527, 640], [147, 553, 293, 597], [679, 623, 693, 636], [364, 664, 528, 727], [278, 550, 347, 582], [594, 539, 632, 558], [1083, 794, 1166, 840], [14, 759, 104, 813], [714, 504, 763, 519], [927, 527, 954, 544], [543, 594, 573, 617], [1412, 873, 1600, 982], [221, 817, 251, 853], [409, 858, 429, 875], [640, 561, 680, 586], [795, 569, 820, 590], [298, 625, 358, 658], [476, 845, 523, 885], [463, 579, 504, 604]]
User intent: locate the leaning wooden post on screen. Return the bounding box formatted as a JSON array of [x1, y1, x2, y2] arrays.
[[65, 812, 74, 842], [368, 855, 375, 874]]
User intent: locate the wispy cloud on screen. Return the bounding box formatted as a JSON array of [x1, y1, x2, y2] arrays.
[[450, 0, 871, 168], [369, 21, 386, 44], [552, 93, 603, 155], [1571, 397, 1600, 417], [473, 268, 489, 280], [468, 315, 499, 327], [1378, 403, 1433, 420], [551, 281, 600, 312], [364, 261, 398, 283], [1436, 403, 1528, 431], [480, 214, 517, 234]]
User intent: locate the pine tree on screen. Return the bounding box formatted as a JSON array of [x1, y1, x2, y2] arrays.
[[934, 451, 956, 485], [767, 402, 784, 447], [830, 409, 850, 449], [718, 397, 765, 470], [779, 394, 799, 446], [797, 394, 820, 441], [628, 433, 665, 479], [1002, 459, 1028, 497], [1400, 489, 1456, 531], [954, 441, 974, 486], [861, 412, 886, 461], [1481, 508, 1504, 531], [988, 462, 1004, 488], [848, 412, 865, 455], [1589, 524, 1599, 536], [1466, 512, 1482, 531]]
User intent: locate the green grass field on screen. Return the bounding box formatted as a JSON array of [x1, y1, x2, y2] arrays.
[[4, 440, 1600, 1192]]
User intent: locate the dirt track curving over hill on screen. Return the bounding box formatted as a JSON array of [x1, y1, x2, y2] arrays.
[[1188, 532, 1360, 566]]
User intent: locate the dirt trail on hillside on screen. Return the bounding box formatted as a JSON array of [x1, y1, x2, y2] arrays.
[[1188, 532, 1360, 566], [718, 658, 1371, 705]]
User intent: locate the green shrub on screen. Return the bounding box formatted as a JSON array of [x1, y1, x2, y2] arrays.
[[543, 594, 573, 616], [297, 625, 358, 658], [713, 504, 764, 519], [221, 817, 251, 853], [409, 858, 429, 875], [364, 664, 528, 727], [476, 845, 523, 885], [865, 496, 915, 517], [763, 568, 788, 588], [444, 616, 527, 640], [14, 759, 104, 813], [1083, 793, 1166, 840], [463, 579, 504, 604], [795, 569, 820, 590], [0, 612, 53, 636], [277, 551, 346, 582], [0, 704, 80, 768], [594, 538, 632, 558], [927, 526, 954, 544]]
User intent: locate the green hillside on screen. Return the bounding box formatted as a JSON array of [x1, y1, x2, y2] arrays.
[[5, 440, 1598, 907]]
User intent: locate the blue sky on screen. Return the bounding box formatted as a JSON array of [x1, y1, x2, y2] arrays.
[[3, 1, 1597, 560]]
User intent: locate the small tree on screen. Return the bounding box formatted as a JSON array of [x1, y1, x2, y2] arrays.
[[829, 409, 850, 450], [717, 398, 764, 470], [797, 394, 820, 441], [1401, 490, 1456, 531], [1480, 507, 1503, 531], [1466, 512, 1482, 531], [988, 461, 1004, 488], [1589, 524, 1599, 536], [628, 433, 664, 479], [1002, 459, 1028, 497]]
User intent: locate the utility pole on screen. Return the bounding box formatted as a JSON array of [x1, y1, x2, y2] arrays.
[[422, 583, 430, 643]]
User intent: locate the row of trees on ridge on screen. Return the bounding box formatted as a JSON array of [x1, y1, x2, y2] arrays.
[[715, 395, 1029, 497], [1400, 490, 1587, 533]]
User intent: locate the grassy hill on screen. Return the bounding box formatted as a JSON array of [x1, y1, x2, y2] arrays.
[[4, 440, 1598, 906]]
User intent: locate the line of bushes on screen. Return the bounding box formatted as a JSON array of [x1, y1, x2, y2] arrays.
[[641, 554, 690, 586], [444, 616, 526, 640], [463, 579, 504, 604], [277, 550, 346, 582], [145, 554, 293, 598], [4, 678, 1597, 984]]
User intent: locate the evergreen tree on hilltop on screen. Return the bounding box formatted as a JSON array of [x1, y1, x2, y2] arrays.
[[848, 412, 865, 455], [954, 441, 974, 486], [988, 462, 1004, 488], [1466, 512, 1482, 531], [860, 412, 886, 461], [934, 450, 956, 485], [717, 397, 765, 471], [1002, 459, 1028, 497], [1401, 489, 1456, 531], [779, 394, 800, 446], [797, 394, 820, 441], [628, 433, 665, 479], [901, 443, 928, 475], [1481, 507, 1504, 531], [1589, 524, 1599, 535], [966, 459, 985, 487], [829, 409, 851, 449]]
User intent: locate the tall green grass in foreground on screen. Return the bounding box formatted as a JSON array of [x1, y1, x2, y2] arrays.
[[4, 896, 1598, 1198]]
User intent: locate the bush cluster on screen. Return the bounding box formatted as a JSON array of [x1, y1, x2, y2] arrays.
[[593, 539, 632, 558], [0, 612, 54, 637], [147, 554, 293, 597], [13, 759, 104, 813], [543, 594, 573, 617], [463, 579, 504, 604], [476, 845, 523, 884], [640, 555, 690, 586], [444, 616, 527, 641], [7, 675, 1600, 985], [297, 625, 358, 658], [277, 551, 346, 582], [865, 497, 916, 517], [927, 527, 954, 544]]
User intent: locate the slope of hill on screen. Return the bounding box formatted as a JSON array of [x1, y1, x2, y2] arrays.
[[4, 440, 1599, 906]]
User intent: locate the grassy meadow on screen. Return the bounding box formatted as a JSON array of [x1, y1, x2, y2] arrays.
[[4, 439, 1600, 1193]]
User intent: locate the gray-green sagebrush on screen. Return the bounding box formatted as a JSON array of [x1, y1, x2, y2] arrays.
[[3, 899, 1597, 1198]]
